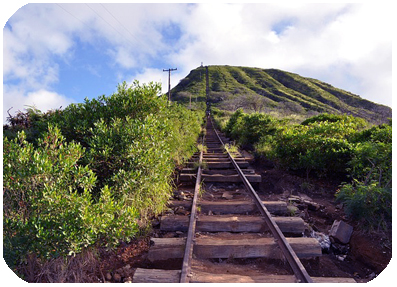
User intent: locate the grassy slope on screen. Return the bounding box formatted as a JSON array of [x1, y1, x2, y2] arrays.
[[171, 65, 391, 124]]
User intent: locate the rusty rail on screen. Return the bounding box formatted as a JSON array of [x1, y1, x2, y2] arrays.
[[210, 118, 313, 283], [179, 133, 204, 283]]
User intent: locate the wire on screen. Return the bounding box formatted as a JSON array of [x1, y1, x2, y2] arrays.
[[84, 3, 138, 49], [99, 3, 145, 48], [56, 3, 86, 26]]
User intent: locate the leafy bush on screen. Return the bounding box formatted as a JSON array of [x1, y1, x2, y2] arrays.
[[3, 127, 139, 269], [272, 122, 356, 176], [221, 110, 391, 231], [301, 113, 367, 127], [336, 121, 392, 230], [3, 81, 204, 273], [224, 108, 244, 136], [225, 109, 284, 149], [262, 114, 368, 177], [336, 181, 391, 230]]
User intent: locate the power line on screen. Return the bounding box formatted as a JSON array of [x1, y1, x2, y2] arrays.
[[99, 3, 146, 49], [56, 3, 86, 26], [84, 3, 137, 49]]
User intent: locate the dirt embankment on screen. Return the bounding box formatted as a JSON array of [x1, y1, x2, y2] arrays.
[[253, 160, 392, 283]]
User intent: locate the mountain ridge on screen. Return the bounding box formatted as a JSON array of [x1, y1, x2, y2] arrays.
[[171, 65, 391, 124]]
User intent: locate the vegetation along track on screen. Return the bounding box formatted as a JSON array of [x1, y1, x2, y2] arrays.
[[132, 118, 356, 283]]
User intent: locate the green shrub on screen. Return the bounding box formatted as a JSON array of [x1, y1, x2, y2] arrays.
[[271, 119, 358, 176], [336, 121, 392, 230], [3, 81, 204, 273], [336, 181, 391, 230], [225, 110, 283, 149], [224, 108, 244, 136], [301, 113, 367, 128], [3, 127, 139, 269]]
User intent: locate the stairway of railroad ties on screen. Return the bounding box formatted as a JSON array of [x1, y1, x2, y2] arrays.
[[133, 120, 356, 283]]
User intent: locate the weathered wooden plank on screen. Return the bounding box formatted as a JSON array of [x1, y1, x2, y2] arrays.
[[312, 277, 357, 283], [205, 161, 250, 168], [160, 215, 305, 234], [180, 173, 261, 183], [191, 271, 296, 283], [185, 167, 256, 175], [202, 174, 262, 183], [167, 200, 288, 215], [133, 268, 180, 283], [202, 169, 255, 175], [203, 155, 228, 159], [147, 237, 321, 262], [190, 271, 356, 283], [147, 237, 185, 261], [132, 269, 356, 283], [194, 237, 321, 259]]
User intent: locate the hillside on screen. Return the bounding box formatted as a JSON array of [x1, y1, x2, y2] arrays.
[[171, 65, 391, 124]]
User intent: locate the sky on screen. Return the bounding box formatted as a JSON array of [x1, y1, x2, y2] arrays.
[[2, 2, 394, 124]]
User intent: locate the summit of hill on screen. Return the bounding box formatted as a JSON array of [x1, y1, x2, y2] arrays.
[[171, 65, 391, 124]]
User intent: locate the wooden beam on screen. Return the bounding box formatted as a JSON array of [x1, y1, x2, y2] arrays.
[[191, 271, 357, 283], [147, 237, 321, 262], [194, 237, 321, 259], [133, 269, 356, 283], [133, 269, 180, 283], [160, 215, 305, 234], [191, 271, 296, 283], [167, 200, 288, 215], [180, 173, 262, 182], [202, 169, 255, 175]]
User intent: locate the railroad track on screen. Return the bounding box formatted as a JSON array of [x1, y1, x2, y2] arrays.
[[133, 118, 356, 283]]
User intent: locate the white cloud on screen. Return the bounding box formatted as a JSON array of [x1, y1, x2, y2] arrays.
[[169, 3, 392, 107], [2, 2, 393, 119], [131, 68, 177, 94], [3, 85, 74, 124]]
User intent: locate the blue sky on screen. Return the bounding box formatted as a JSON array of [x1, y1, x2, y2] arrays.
[[2, 2, 393, 123]]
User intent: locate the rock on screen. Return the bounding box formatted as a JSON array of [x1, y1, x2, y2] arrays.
[[330, 220, 353, 244], [124, 276, 133, 283], [336, 254, 347, 261], [335, 203, 344, 210], [105, 272, 112, 281], [151, 218, 160, 227], [303, 200, 321, 211], [175, 207, 189, 215], [116, 267, 125, 277], [330, 242, 349, 254], [367, 272, 376, 280], [288, 195, 301, 203], [166, 208, 175, 215], [311, 231, 331, 251], [222, 192, 234, 200], [113, 273, 122, 282], [297, 192, 313, 202]]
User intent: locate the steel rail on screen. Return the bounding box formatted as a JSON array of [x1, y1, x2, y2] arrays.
[[210, 118, 313, 283], [179, 134, 204, 283]]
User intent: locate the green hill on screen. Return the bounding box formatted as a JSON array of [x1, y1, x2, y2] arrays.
[[170, 65, 391, 124]]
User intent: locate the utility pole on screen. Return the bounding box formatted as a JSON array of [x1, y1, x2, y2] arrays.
[[163, 68, 177, 104]]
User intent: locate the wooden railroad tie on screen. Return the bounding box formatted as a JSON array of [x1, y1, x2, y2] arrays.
[[147, 237, 322, 261]]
